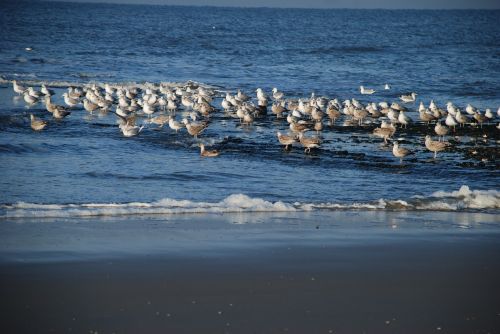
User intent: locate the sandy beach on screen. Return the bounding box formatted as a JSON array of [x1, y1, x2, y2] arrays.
[[1, 211, 499, 333]]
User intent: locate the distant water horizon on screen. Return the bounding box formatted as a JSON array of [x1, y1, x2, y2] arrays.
[[35, 0, 500, 10]]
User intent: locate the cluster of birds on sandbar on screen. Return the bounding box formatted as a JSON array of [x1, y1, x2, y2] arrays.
[[12, 79, 499, 162]]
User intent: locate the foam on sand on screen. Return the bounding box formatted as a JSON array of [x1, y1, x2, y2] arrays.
[[1, 186, 498, 219]]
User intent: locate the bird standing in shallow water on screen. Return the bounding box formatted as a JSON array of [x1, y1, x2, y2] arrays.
[[13, 80, 26, 95], [298, 132, 320, 153], [434, 122, 449, 141], [392, 142, 412, 163], [30, 114, 47, 131], [425, 135, 450, 158], [277, 131, 296, 150], [182, 118, 207, 139], [373, 126, 395, 144]]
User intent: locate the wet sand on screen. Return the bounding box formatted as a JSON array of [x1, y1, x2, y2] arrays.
[[1, 211, 500, 333]]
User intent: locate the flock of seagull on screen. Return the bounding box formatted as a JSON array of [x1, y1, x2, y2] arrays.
[[12, 79, 499, 162]]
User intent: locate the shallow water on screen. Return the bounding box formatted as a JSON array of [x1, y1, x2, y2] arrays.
[[0, 3, 499, 212]]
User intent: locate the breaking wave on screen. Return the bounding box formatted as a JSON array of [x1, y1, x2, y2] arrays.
[[1, 186, 498, 219]]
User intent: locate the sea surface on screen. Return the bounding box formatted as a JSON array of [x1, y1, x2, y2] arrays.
[[0, 2, 499, 219]]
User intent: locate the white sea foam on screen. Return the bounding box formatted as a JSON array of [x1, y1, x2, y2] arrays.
[[1, 194, 298, 219], [1, 186, 498, 219]]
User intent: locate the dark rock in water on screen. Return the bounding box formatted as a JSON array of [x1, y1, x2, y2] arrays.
[[334, 150, 349, 156], [458, 162, 475, 168], [351, 153, 365, 160], [256, 105, 267, 116]]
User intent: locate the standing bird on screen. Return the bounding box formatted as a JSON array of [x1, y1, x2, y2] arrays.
[[30, 114, 47, 131], [168, 116, 184, 133], [182, 118, 207, 138], [297, 132, 320, 153], [392, 142, 412, 163], [41, 84, 55, 96], [434, 122, 449, 141], [454, 110, 468, 127], [326, 104, 341, 125], [277, 131, 296, 150], [13, 80, 26, 95], [62, 93, 79, 108], [425, 135, 450, 158], [473, 111, 487, 128], [445, 113, 457, 131], [373, 126, 395, 144], [398, 110, 412, 128], [23, 91, 38, 105], [271, 101, 286, 119], [272, 87, 284, 101]]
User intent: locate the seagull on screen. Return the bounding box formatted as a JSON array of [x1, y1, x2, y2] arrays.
[[314, 121, 323, 134], [425, 135, 450, 158], [236, 90, 250, 102], [181, 96, 194, 109], [13, 80, 26, 95], [167, 99, 178, 112], [429, 100, 437, 110], [485, 108, 494, 121], [297, 132, 320, 153], [83, 99, 98, 114], [121, 124, 144, 137], [465, 103, 476, 115], [326, 104, 341, 124], [419, 109, 435, 124], [445, 113, 457, 131], [277, 131, 296, 150], [142, 102, 155, 118], [373, 126, 395, 144], [272, 87, 284, 101], [398, 110, 412, 128], [392, 142, 413, 163], [473, 111, 486, 128], [455, 110, 468, 127], [434, 122, 449, 141], [41, 84, 54, 96], [271, 101, 286, 119], [53, 106, 71, 119], [30, 114, 47, 131], [23, 91, 38, 105], [168, 117, 184, 133], [289, 120, 310, 133], [27, 87, 42, 99], [359, 86, 375, 95], [148, 115, 170, 128], [221, 98, 232, 111], [384, 84, 390, 90], [243, 111, 254, 125], [400, 92, 417, 103], [199, 144, 219, 157], [116, 114, 143, 137], [182, 118, 207, 138]]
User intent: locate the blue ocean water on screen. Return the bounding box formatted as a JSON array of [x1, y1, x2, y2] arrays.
[[0, 2, 499, 215]]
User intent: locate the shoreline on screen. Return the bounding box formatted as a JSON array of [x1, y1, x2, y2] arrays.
[[1, 210, 499, 263], [1, 212, 500, 333]]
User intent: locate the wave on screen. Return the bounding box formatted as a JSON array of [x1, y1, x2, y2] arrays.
[[0, 186, 498, 219]]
